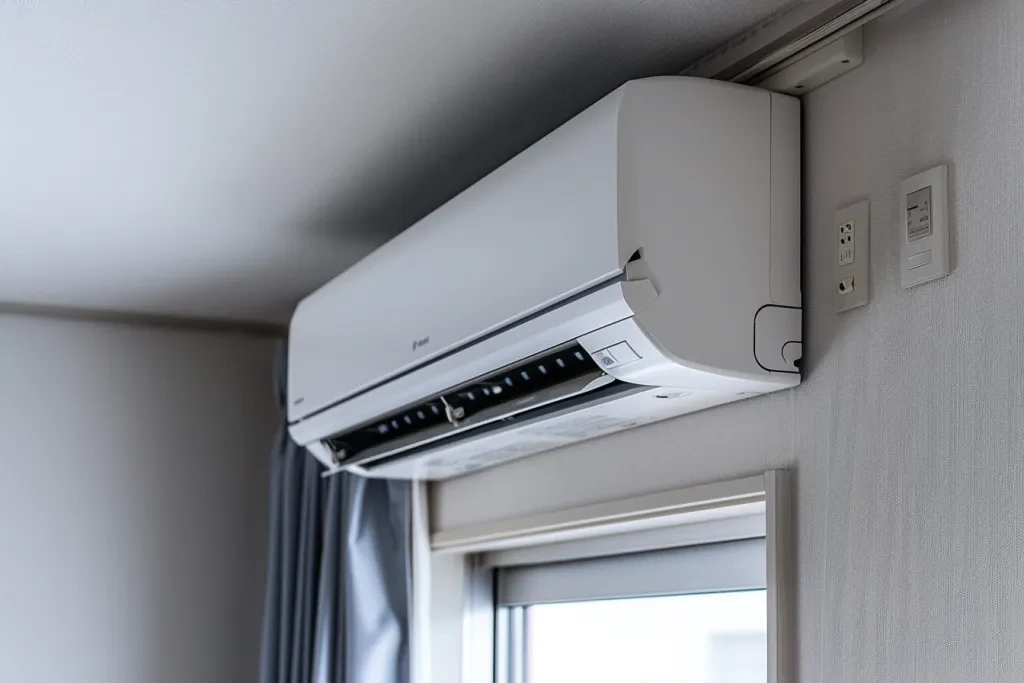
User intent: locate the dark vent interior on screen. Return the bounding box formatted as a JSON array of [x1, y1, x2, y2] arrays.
[[323, 343, 599, 462], [323, 399, 450, 459]]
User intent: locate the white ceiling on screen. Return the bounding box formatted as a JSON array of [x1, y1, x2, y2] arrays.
[[0, 0, 796, 326]]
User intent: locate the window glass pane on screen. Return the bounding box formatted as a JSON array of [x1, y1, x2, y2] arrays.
[[525, 590, 766, 683]]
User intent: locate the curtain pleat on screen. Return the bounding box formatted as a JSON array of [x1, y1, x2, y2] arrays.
[[260, 342, 411, 683]]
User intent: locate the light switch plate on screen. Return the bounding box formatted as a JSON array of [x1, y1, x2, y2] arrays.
[[834, 200, 870, 312], [900, 166, 951, 288]]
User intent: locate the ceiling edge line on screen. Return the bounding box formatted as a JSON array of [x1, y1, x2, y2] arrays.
[[0, 302, 287, 339]]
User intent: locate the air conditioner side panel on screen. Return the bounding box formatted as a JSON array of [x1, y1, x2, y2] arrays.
[[618, 78, 801, 377], [769, 92, 802, 309]]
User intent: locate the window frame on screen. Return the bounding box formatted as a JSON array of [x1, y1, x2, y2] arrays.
[[422, 471, 793, 683], [494, 604, 526, 683]]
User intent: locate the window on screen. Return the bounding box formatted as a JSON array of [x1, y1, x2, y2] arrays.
[[425, 472, 792, 683], [494, 539, 768, 683], [523, 592, 766, 683]]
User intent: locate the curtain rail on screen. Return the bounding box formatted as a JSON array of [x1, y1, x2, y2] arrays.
[[684, 0, 911, 83]]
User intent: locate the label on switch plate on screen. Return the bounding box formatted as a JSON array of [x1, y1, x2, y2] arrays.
[[906, 187, 933, 242]]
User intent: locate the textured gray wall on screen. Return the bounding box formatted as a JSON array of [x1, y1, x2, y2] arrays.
[[0, 314, 277, 683], [433, 0, 1024, 680]]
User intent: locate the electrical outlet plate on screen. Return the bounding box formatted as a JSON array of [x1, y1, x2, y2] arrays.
[[900, 166, 951, 288], [834, 200, 869, 313]]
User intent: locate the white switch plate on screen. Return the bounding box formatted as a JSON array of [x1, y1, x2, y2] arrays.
[[834, 200, 870, 312], [900, 166, 951, 288]]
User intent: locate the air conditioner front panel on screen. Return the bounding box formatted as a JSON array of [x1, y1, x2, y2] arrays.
[[288, 89, 633, 423]]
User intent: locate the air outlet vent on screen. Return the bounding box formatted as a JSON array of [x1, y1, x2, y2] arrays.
[[322, 343, 601, 463]]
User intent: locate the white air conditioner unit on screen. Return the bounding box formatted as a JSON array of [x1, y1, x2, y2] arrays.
[[289, 76, 801, 480]]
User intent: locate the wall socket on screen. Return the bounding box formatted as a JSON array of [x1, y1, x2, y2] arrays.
[[834, 200, 870, 313], [838, 221, 855, 266]]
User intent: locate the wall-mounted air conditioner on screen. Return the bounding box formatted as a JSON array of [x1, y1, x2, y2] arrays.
[[288, 76, 801, 480]]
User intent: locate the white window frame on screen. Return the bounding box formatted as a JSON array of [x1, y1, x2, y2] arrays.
[[416, 471, 793, 683]]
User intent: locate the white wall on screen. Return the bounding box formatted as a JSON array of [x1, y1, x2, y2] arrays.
[[0, 314, 278, 683], [433, 0, 1024, 680]]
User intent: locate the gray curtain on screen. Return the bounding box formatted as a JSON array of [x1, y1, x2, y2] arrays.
[[259, 343, 412, 683]]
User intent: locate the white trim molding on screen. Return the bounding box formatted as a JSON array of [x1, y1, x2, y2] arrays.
[[766, 470, 795, 683], [431, 474, 768, 554]]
